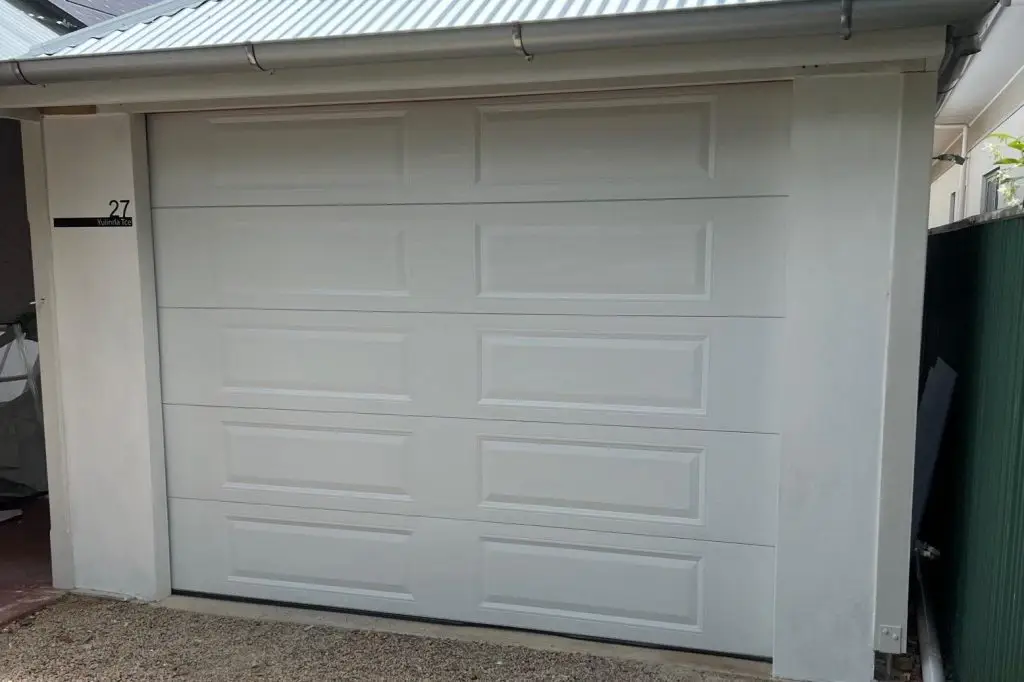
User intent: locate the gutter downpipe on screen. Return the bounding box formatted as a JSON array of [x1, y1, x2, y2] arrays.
[[916, 553, 945, 682], [937, 0, 1008, 112], [960, 123, 970, 219], [0, 0, 996, 87], [931, 1, 1007, 219]]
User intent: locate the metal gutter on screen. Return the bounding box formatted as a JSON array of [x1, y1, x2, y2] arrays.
[[937, 0, 1007, 113], [0, 0, 996, 87]]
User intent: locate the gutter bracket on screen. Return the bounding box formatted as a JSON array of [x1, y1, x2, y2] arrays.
[[840, 0, 853, 40], [7, 61, 35, 86], [512, 23, 534, 62], [244, 43, 271, 73]]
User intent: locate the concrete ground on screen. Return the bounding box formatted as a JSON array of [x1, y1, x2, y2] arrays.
[[0, 498, 60, 628], [0, 595, 771, 681]]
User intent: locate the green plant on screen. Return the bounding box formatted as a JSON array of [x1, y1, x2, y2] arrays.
[[985, 133, 1024, 206]]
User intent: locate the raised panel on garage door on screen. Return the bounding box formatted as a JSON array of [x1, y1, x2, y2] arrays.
[[165, 405, 779, 545], [151, 83, 789, 660], [170, 499, 775, 656], [149, 83, 791, 207], [159, 309, 782, 433], [153, 199, 786, 317], [470, 522, 775, 657]]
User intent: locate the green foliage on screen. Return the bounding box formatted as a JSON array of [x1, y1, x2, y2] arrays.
[[985, 133, 1024, 206]]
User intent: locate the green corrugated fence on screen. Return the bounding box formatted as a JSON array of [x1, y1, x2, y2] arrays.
[[920, 213, 1024, 682]]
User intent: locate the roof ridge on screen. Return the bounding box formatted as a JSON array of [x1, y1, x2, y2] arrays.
[[24, 0, 208, 57]]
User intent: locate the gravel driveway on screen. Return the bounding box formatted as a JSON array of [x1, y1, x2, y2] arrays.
[[0, 596, 767, 681]]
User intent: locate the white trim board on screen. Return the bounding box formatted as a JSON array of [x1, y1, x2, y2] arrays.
[[21, 120, 74, 590]]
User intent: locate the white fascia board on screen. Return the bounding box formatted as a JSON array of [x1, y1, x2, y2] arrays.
[[0, 27, 946, 112]]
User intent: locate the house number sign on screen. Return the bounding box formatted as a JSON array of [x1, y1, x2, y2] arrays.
[[53, 199, 133, 228]]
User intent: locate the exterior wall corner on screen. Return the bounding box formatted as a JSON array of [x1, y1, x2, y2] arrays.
[[41, 112, 169, 601], [775, 70, 934, 682]]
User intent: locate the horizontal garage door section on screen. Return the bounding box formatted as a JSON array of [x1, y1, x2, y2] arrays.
[[150, 84, 790, 658]]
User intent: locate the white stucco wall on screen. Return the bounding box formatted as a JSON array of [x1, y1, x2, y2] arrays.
[[40, 114, 169, 600], [929, 165, 961, 228], [775, 71, 931, 682]]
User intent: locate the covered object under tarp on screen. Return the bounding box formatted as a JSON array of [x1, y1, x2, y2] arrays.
[[0, 315, 46, 497]]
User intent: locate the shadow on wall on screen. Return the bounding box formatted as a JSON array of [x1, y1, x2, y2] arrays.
[[0, 118, 33, 325], [0, 120, 45, 500]]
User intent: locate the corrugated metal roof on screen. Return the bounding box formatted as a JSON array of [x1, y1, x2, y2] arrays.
[[0, 0, 62, 59], [47, 0, 169, 26], [29, 0, 786, 58]]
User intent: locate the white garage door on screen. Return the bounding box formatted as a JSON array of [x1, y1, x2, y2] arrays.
[[150, 83, 790, 658]]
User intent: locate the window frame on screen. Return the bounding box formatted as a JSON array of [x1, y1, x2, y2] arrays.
[[983, 169, 1002, 213]]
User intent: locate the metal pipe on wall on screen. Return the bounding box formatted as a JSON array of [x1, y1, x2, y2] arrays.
[[959, 123, 970, 219], [916, 554, 945, 682]]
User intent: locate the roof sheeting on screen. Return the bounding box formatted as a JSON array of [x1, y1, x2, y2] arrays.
[[0, 0, 61, 59], [47, 0, 116, 25], [47, 0, 168, 26], [29, 0, 786, 58]]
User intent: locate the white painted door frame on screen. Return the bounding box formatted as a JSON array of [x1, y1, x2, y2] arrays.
[[20, 120, 73, 590]]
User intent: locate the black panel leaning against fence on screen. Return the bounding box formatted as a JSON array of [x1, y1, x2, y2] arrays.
[[919, 205, 1024, 682]]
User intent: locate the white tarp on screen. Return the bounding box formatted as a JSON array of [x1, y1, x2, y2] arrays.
[[0, 332, 46, 493], [0, 334, 36, 401]]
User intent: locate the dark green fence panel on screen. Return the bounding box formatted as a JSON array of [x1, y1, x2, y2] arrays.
[[921, 216, 1024, 682]]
